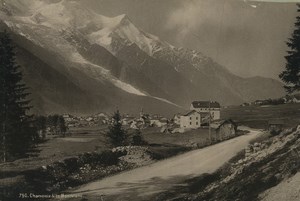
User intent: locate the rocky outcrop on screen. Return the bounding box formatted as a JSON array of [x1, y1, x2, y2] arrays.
[[112, 146, 153, 167]]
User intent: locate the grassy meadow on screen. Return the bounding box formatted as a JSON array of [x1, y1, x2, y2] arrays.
[[221, 103, 300, 129]]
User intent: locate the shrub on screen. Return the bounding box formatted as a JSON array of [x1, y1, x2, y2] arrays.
[[77, 150, 126, 167], [131, 129, 148, 146], [147, 145, 189, 160], [270, 129, 282, 136]]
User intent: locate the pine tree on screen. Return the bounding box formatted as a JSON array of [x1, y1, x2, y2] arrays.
[[0, 30, 37, 161], [57, 115, 67, 136], [34, 115, 47, 140], [46, 114, 67, 135], [106, 110, 128, 147], [131, 129, 147, 146], [279, 4, 300, 93], [47, 115, 59, 134]]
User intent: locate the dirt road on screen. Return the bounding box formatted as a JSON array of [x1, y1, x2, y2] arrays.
[[70, 129, 261, 201]]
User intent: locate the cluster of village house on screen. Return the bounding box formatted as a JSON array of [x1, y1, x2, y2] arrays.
[[62, 113, 110, 127], [62, 101, 238, 139]]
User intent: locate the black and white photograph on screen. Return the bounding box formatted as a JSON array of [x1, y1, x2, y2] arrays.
[[1, 0, 300, 200]]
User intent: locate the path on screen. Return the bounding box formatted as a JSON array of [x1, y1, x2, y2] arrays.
[[69, 129, 261, 200]]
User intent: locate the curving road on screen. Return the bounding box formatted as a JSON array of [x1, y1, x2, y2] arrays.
[[69, 129, 261, 201]]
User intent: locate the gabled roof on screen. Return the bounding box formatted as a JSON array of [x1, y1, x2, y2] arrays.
[[182, 110, 200, 116], [173, 113, 182, 118], [219, 119, 237, 126], [216, 119, 237, 130], [191, 101, 221, 108]]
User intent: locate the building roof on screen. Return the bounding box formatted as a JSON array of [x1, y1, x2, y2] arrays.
[[191, 101, 221, 108], [173, 113, 182, 118], [216, 119, 237, 130], [219, 119, 237, 126], [182, 110, 200, 116]]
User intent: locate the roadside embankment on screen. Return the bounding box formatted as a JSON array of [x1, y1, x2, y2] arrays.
[[168, 126, 300, 201]]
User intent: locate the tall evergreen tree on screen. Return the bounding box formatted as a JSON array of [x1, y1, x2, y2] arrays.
[[47, 114, 59, 134], [279, 4, 300, 93], [57, 115, 67, 136], [106, 110, 128, 147], [131, 129, 147, 146], [46, 114, 67, 135], [0, 30, 37, 161]]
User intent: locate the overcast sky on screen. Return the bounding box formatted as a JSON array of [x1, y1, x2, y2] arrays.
[[82, 0, 298, 80]]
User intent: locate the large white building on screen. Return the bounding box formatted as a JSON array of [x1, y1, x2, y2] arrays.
[[180, 110, 201, 129], [190, 101, 221, 120]]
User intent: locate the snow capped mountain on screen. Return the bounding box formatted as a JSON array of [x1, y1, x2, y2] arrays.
[[87, 13, 171, 57], [1, 1, 150, 97], [0, 0, 285, 114]]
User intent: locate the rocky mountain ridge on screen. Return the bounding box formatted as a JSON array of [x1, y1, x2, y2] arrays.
[[0, 0, 285, 114]]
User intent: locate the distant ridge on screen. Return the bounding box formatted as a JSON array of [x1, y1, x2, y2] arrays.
[[0, 0, 285, 115]]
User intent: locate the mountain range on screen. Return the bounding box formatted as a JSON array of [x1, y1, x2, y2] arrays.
[[0, 0, 285, 116]]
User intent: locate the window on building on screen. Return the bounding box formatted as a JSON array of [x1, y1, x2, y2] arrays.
[[196, 117, 198, 120], [196, 122, 198, 125], [190, 122, 192, 125], [190, 117, 192, 120]]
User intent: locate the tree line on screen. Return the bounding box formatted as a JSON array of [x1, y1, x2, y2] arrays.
[[34, 114, 68, 139]]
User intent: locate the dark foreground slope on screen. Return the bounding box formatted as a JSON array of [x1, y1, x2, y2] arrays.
[[158, 127, 300, 201]]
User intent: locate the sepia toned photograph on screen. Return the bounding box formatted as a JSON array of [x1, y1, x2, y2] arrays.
[[1, 0, 300, 200]]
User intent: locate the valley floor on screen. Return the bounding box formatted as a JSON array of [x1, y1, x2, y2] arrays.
[[0, 125, 219, 200]]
